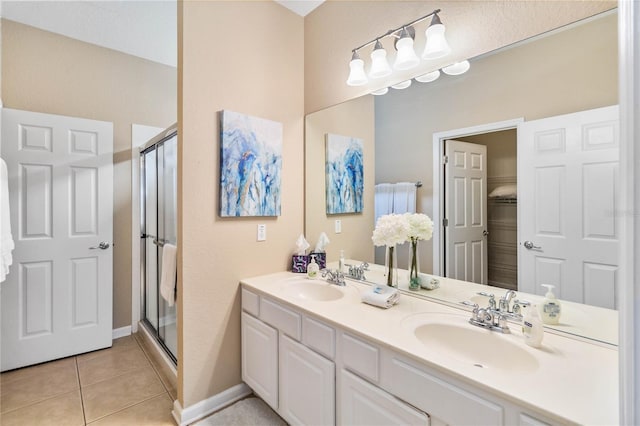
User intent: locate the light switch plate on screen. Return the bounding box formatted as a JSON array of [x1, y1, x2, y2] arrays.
[[257, 224, 267, 241], [335, 219, 342, 234]]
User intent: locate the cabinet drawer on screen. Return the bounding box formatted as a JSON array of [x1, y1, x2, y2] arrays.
[[385, 355, 503, 425], [303, 316, 335, 360], [341, 333, 379, 383], [260, 297, 301, 340], [241, 288, 260, 317], [340, 369, 429, 425]]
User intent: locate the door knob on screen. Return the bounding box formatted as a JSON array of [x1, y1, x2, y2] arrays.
[[89, 242, 110, 250], [483, 230, 489, 237], [523, 241, 541, 250]]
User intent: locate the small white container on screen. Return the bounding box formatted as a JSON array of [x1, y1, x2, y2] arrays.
[[307, 255, 320, 279], [539, 284, 561, 325], [338, 250, 345, 273], [522, 304, 544, 348]]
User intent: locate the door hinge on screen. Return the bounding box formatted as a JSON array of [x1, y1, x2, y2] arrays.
[[443, 218, 449, 227], [442, 155, 449, 165]]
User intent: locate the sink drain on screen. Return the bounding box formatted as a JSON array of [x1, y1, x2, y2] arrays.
[[473, 363, 486, 368]]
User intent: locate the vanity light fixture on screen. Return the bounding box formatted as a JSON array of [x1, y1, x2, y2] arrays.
[[415, 70, 441, 83], [442, 60, 471, 75], [391, 79, 412, 90], [346, 9, 450, 86]]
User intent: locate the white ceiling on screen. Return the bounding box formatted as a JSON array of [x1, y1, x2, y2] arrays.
[[275, 0, 323, 17], [0, 0, 323, 69]]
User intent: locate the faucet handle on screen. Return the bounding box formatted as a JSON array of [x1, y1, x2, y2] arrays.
[[512, 299, 531, 315], [360, 262, 370, 270], [460, 301, 479, 321]]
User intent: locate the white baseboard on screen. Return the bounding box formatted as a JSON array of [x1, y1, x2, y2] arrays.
[[112, 326, 132, 339], [172, 383, 252, 426]]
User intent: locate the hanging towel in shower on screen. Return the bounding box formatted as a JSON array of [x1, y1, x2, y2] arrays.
[[374, 183, 395, 223], [393, 182, 417, 214], [0, 158, 14, 283], [160, 243, 177, 307]]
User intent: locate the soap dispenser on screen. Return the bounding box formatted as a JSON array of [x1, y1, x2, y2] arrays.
[[522, 304, 544, 348], [539, 284, 561, 325], [307, 255, 320, 279], [338, 250, 345, 273]]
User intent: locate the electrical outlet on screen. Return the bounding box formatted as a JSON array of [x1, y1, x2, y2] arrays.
[[257, 224, 267, 241], [335, 219, 342, 234]]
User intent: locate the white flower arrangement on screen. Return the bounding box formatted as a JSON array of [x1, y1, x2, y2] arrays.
[[405, 213, 434, 242], [371, 214, 410, 247]]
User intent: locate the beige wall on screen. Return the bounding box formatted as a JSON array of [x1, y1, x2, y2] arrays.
[[178, 0, 304, 407], [305, 95, 375, 264], [1, 19, 177, 328], [462, 130, 517, 180], [304, 0, 615, 114]]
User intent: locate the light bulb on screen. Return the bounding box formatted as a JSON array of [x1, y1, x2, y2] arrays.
[[369, 41, 392, 79], [346, 51, 368, 86], [393, 28, 419, 70], [422, 14, 451, 59], [371, 87, 389, 95], [442, 60, 470, 76], [391, 80, 412, 90], [415, 70, 441, 83]]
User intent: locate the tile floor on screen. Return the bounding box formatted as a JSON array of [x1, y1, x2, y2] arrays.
[[0, 334, 176, 425]]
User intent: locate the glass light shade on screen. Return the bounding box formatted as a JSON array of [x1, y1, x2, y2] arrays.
[[371, 87, 389, 96], [369, 47, 392, 79], [415, 70, 441, 83], [442, 60, 471, 75], [393, 37, 420, 70], [422, 23, 451, 59], [391, 80, 412, 90], [346, 57, 368, 86]]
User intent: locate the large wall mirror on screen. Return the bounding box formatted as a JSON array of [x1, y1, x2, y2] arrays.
[[305, 10, 618, 345]]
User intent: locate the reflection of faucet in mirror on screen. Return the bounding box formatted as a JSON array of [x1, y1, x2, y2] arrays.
[[304, 10, 619, 345], [345, 262, 369, 281]]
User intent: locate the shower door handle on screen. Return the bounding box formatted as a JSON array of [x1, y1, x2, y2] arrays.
[[89, 242, 110, 250]]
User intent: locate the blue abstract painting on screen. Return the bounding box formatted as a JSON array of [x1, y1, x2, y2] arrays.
[[325, 133, 364, 214], [220, 110, 282, 217]]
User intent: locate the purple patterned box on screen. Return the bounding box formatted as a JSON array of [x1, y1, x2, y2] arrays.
[[310, 252, 326, 269], [292, 255, 309, 273]]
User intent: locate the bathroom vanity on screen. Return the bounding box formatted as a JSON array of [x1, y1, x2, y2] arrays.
[[240, 272, 618, 425]]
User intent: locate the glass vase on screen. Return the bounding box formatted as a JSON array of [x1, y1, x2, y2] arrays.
[[408, 238, 421, 291], [385, 245, 398, 288]]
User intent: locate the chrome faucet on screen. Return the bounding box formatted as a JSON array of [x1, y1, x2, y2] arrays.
[[461, 300, 511, 334], [322, 269, 346, 286], [345, 262, 368, 281], [499, 290, 517, 313]]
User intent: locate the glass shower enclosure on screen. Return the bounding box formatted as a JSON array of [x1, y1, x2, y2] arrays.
[[140, 129, 177, 363]]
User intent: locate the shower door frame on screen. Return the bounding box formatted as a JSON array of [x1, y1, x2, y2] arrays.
[[139, 127, 178, 365]]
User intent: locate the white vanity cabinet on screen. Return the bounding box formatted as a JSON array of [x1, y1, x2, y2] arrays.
[[242, 284, 559, 426], [241, 288, 336, 426]]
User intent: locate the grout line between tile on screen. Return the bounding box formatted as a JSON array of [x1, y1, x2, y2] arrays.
[[83, 390, 168, 424], [75, 356, 88, 425], [135, 334, 175, 397]]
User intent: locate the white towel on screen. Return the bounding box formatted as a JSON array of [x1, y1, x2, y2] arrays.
[[160, 243, 177, 307], [361, 285, 400, 309], [0, 158, 15, 283], [392, 182, 417, 214], [374, 183, 395, 223]]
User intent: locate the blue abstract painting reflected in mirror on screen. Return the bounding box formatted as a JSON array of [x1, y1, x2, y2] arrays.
[[220, 110, 282, 217], [326, 133, 364, 214]]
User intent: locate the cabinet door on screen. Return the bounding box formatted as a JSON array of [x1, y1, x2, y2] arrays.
[[280, 334, 335, 426], [241, 312, 278, 409], [340, 369, 429, 425]]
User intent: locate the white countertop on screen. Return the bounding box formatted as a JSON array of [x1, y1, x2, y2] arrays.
[[241, 271, 619, 425]]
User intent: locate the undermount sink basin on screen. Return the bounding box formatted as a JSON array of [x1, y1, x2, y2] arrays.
[[411, 320, 539, 372], [282, 279, 345, 302]]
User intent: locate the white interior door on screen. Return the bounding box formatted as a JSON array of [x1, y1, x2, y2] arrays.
[[1, 108, 113, 371], [444, 140, 488, 284], [518, 105, 619, 309]]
